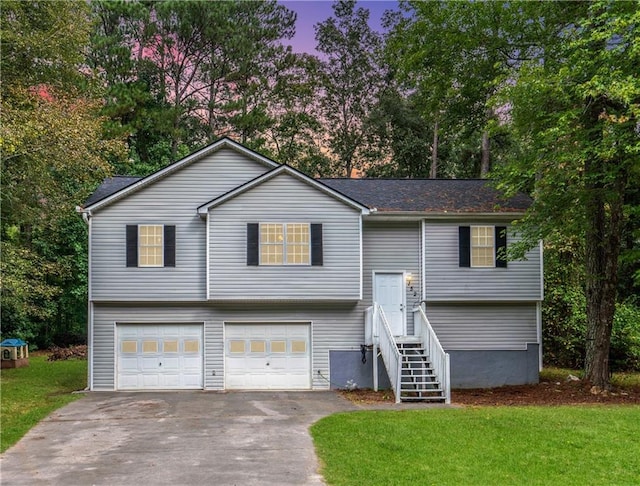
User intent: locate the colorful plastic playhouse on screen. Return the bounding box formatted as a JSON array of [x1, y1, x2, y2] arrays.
[[1, 338, 29, 369]]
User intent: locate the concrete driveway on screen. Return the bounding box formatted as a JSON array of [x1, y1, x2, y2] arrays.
[[0, 391, 358, 486]]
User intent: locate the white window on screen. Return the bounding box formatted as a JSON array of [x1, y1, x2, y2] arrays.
[[260, 223, 310, 265], [139, 225, 163, 267], [471, 226, 495, 268]]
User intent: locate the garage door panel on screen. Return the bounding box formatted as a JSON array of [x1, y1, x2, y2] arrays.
[[162, 357, 180, 371], [117, 324, 203, 390], [141, 357, 159, 371], [225, 324, 311, 390]]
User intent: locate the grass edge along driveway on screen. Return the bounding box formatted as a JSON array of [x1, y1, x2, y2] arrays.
[[1, 355, 87, 453], [311, 405, 640, 486]]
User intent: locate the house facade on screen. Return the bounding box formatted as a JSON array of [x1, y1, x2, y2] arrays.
[[78, 138, 542, 398]]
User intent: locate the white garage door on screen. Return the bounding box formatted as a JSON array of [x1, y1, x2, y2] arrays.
[[117, 324, 203, 390], [225, 324, 311, 390]]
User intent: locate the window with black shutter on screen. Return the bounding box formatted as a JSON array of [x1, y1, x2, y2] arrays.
[[247, 223, 323, 266], [126, 224, 175, 267], [459, 225, 507, 268]]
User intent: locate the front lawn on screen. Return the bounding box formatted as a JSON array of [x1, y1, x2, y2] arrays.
[[311, 406, 640, 485], [1, 355, 87, 452]]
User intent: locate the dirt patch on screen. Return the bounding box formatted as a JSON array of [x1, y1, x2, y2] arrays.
[[340, 378, 640, 406]]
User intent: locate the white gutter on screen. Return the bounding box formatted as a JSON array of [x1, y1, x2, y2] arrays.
[[364, 211, 527, 221]]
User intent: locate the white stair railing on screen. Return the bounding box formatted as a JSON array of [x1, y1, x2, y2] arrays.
[[413, 306, 451, 404], [371, 303, 402, 403]]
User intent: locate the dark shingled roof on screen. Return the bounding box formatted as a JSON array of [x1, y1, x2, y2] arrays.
[[85, 175, 531, 214], [85, 176, 141, 206], [319, 179, 531, 213]]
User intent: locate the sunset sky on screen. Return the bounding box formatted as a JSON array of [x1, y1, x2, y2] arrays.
[[280, 1, 400, 54]]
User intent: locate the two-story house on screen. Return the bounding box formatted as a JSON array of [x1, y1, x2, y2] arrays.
[[78, 138, 542, 402]]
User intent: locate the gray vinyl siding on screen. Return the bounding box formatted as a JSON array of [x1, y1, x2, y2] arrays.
[[92, 303, 365, 390], [90, 148, 269, 301], [92, 304, 219, 390], [424, 222, 542, 301], [208, 173, 362, 301], [425, 303, 538, 350], [362, 221, 422, 334]]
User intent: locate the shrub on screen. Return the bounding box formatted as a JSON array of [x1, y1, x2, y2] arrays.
[[544, 293, 640, 372], [610, 299, 640, 372]]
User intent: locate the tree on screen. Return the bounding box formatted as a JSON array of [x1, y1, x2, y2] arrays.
[[364, 89, 432, 178], [384, 1, 567, 178], [1, 1, 125, 346], [266, 53, 332, 175], [494, 1, 640, 389], [90, 0, 298, 172], [315, 0, 382, 177], [218, 1, 296, 148]]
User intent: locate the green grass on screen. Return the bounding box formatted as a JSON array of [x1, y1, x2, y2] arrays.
[[541, 367, 640, 387], [1, 355, 87, 452], [312, 406, 640, 485]]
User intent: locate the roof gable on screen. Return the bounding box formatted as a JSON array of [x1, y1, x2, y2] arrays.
[[81, 138, 279, 211], [197, 165, 370, 215]]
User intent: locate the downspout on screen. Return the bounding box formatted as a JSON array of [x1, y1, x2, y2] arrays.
[[538, 239, 544, 371], [78, 207, 94, 390], [421, 219, 427, 308], [205, 212, 210, 300]]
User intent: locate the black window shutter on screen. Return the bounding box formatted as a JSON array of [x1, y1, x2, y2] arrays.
[[311, 224, 323, 266], [247, 223, 259, 265], [459, 226, 471, 268], [126, 225, 138, 267], [164, 225, 176, 267], [495, 226, 508, 268]]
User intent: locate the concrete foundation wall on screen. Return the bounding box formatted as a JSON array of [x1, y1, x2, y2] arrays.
[[449, 343, 539, 388], [329, 350, 391, 390], [331, 345, 539, 391]]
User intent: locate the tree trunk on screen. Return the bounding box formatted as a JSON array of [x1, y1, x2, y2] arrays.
[[583, 193, 617, 389], [480, 130, 490, 178], [582, 96, 626, 390], [430, 120, 438, 179]]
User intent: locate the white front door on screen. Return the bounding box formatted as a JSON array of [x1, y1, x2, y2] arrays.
[[374, 273, 406, 336], [225, 323, 311, 390]]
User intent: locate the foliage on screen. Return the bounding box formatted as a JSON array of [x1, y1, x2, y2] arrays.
[[493, 1, 640, 387], [1, 1, 126, 348], [90, 0, 303, 174], [611, 299, 640, 372], [543, 242, 640, 372], [364, 89, 432, 178], [1, 356, 87, 453], [383, 1, 549, 178], [1, 0, 92, 91], [312, 407, 640, 486], [315, 0, 382, 177]]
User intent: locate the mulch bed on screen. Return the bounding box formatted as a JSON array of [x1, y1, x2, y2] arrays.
[[340, 378, 640, 406]]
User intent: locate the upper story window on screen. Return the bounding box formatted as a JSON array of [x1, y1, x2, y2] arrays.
[[126, 224, 176, 268], [139, 225, 164, 267], [260, 223, 310, 265], [471, 226, 494, 268], [459, 225, 507, 268], [247, 223, 323, 266]]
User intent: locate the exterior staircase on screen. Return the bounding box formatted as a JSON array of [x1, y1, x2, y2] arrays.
[[397, 337, 446, 402]]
